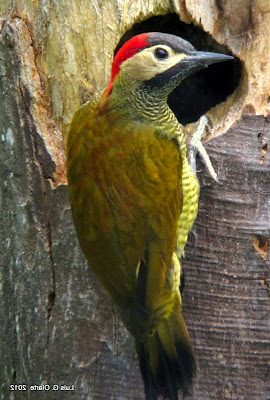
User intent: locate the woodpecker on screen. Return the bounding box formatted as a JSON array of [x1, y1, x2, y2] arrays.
[[66, 33, 232, 400]]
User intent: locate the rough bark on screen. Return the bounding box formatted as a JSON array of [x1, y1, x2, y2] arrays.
[[0, 1, 269, 400], [184, 114, 270, 400]]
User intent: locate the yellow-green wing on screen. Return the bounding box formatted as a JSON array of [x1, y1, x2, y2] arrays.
[[67, 100, 182, 335]]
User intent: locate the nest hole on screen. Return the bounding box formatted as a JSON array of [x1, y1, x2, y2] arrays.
[[116, 13, 242, 125]]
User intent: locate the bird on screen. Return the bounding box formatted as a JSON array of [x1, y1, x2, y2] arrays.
[[66, 32, 232, 400]]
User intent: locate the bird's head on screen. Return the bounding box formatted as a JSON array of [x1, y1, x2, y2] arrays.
[[105, 32, 233, 99]]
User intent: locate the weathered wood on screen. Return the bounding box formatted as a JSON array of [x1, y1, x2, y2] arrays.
[[0, 1, 270, 399], [184, 114, 270, 400]]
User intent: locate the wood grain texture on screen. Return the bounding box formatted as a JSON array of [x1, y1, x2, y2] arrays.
[[183, 114, 270, 400], [1, 1, 270, 399]]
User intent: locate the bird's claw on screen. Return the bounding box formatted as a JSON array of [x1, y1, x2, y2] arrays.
[[188, 115, 220, 183]]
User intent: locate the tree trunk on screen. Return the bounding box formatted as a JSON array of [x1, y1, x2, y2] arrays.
[[0, 1, 269, 399]]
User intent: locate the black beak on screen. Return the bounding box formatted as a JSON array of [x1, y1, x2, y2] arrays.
[[144, 50, 234, 91], [183, 51, 234, 71], [172, 50, 234, 83]]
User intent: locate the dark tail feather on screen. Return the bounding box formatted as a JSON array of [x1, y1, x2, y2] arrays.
[[135, 300, 196, 400], [136, 340, 158, 400]]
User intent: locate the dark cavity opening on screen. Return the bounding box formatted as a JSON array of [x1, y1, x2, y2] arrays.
[[116, 13, 242, 125]]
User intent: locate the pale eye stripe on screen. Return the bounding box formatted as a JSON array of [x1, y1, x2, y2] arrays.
[[123, 46, 187, 82]]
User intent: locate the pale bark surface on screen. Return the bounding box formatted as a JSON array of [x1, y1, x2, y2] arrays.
[[0, 1, 269, 400]]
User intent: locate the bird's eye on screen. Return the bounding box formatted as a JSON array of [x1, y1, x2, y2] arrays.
[[154, 48, 169, 60]]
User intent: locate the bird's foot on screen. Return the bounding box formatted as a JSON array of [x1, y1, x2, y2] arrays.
[[188, 115, 219, 182]]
